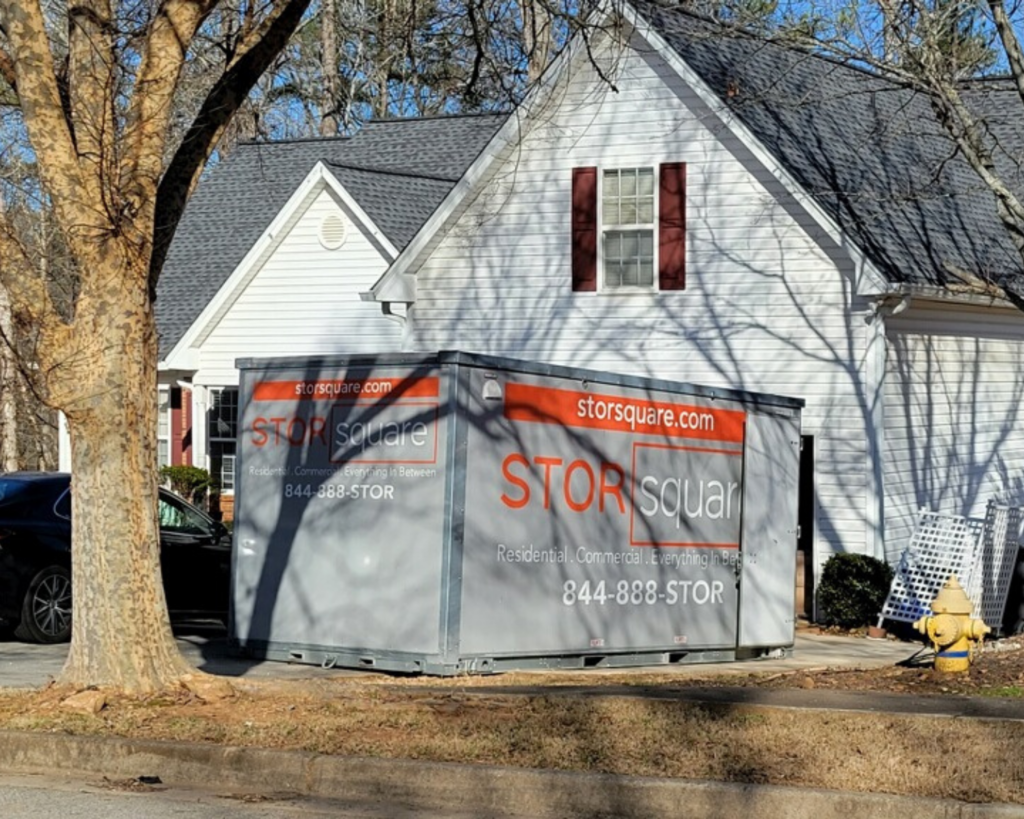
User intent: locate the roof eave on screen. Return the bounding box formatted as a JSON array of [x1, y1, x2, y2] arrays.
[[863, 282, 1021, 310], [362, 270, 415, 303]]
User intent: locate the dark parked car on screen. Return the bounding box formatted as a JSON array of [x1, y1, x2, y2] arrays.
[[0, 472, 231, 643]]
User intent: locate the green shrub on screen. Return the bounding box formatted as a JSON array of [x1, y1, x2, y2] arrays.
[[160, 465, 212, 506], [817, 553, 894, 628]]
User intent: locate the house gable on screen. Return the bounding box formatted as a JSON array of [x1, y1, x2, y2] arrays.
[[161, 162, 399, 375], [157, 114, 507, 366], [399, 20, 879, 564], [368, 6, 893, 303], [196, 190, 405, 384]]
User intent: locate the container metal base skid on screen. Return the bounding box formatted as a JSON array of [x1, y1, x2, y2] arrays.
[[230, 640, 793, 677]]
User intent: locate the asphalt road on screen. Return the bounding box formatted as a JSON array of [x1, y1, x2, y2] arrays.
[[0, 772, 531, 818]]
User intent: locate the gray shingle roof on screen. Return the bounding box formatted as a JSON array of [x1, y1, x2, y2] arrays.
[[636, 3, 1024, 301], [156, 113, 506, 359]]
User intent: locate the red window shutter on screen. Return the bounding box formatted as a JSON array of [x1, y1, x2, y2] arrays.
[[170, 388, 193, 466], [181, 388, 192, 465], [659, 162, 686, 291], [572, 166, 598, 292]]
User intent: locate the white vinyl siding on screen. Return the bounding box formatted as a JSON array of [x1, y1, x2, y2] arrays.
[[883, 303, 1024, 561], [180, 181, 403, 486], [196, 186, 401, 386], [405, 39, 874, 566]]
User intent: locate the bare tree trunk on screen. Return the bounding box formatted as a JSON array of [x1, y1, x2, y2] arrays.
[[0, 189, 15, 471], [373, 0, 394, 119], [0, 288, 19, 472], [320, 0, 340, 136], [520, 0, 555, 84], [0, 0, 311, 694], [58, 277, 191, 691], [877, 0, 903, 65]]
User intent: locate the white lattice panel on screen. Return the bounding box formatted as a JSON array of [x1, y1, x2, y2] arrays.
[[880, 510, 984, 624], [973, 503, 1024, 630]]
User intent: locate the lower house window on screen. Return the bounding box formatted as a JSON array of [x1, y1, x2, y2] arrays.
[[157, 387, 171, 469], [208, 387, 238, 493], [218, 452, 236, 492]]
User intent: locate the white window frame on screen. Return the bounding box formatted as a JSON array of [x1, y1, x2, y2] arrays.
[[157, 386, 171, 470], [219, 453, 236, 494], [207, 387, 238, 494], [598, 165, 659, 293]]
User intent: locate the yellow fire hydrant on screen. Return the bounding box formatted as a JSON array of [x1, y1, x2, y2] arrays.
[[913, 575, 990, 673]]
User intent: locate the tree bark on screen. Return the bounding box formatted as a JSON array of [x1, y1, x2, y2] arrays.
[[320, 0, 340, 136], [0, 0, 311, 694], [0, 194, 16, 471], [0, 300, 19, 471], [57, 267, 192, 691], [520, 0, 555, 84]]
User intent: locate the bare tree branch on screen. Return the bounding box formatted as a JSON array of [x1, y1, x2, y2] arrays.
[[0, 216, 71, 380], [150, 0, 312, 295], [986, 0, 1024, 111], [66, 0, 116, 197], [0, 0, 92, 223], [756, 0, 1021, 309], [226, 0, 306, 71], [0, 42, 17, 96], [520, 0, 556, 83], [125, 0, 218, 214]]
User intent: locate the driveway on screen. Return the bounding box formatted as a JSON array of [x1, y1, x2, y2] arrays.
[[0, 624, 362, 689]]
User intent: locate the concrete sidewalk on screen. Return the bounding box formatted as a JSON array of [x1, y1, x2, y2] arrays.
[[568, 629, 929, 677]]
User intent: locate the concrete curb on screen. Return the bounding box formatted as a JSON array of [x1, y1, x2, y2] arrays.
[[0, 730, 1021, 818]]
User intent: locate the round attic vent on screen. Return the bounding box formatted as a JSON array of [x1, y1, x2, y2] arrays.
[[319, 213, 348, 250]]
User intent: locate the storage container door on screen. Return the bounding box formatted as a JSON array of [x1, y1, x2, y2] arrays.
[[738, 411, 800, 647]]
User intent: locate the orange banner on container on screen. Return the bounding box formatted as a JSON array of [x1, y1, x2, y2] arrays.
[[253, 377, 439, 402], [504, 383, 745, 444]]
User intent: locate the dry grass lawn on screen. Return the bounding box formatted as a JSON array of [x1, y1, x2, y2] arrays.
[[2, 659, 1024, 805]]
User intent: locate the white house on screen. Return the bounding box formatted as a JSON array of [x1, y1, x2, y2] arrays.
[[365, 3, 1024, 595], [77, 2, 1024, 608], [141, 116, 504, 517]]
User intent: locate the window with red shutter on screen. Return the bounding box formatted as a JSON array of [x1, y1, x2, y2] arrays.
[[572, 163, 686, 292]]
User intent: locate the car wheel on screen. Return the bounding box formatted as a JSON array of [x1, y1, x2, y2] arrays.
[[15, 566, 72, 643]]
